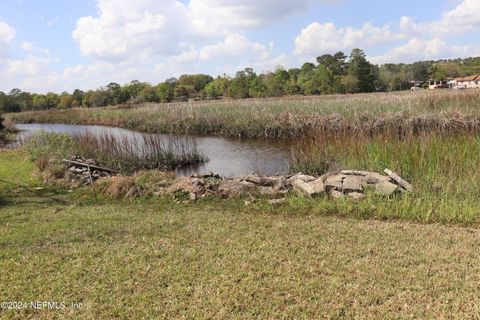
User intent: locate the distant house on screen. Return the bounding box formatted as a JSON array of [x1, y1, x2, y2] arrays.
[[427, 80, 449, 90], [450, 75, 480, 89]]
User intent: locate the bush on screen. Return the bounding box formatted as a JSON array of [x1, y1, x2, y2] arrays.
[[23, 131, 75, 178]]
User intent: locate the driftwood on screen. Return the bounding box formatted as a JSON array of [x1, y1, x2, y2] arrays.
[[62, 159, 119, 173]]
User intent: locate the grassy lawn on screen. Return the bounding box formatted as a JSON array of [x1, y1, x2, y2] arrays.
[[1, 150, 480, 319]]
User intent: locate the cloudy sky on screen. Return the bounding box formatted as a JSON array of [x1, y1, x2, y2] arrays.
[[0, 0, 479, 93]]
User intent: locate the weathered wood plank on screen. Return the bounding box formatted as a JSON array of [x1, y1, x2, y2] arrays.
[[62, 159, 118, 173]]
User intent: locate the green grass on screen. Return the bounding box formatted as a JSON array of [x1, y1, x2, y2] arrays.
[[0, 150, 37, 194], [2, 193, 480, 318], [2, 150, 480, 318], [292, 133, 480, 224], [7, 90, 480, 139]]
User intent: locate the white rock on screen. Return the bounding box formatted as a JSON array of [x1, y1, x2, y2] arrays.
[[374, 181, 398, 196], [292, 178, 325, 197]]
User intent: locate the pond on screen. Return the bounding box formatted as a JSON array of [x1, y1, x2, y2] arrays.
[[13, 123, 292, 177]]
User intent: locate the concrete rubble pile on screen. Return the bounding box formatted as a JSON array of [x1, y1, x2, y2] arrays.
[[161, 169, 413, 203], [61, 156, 413, 202]]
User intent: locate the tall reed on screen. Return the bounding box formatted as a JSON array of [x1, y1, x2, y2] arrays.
[[72, 131, 207, 173], [291, 131, 480, 223], [7, 90, 480, 139]]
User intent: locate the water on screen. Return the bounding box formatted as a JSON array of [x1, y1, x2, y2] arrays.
[[13, 123, 292, 177]]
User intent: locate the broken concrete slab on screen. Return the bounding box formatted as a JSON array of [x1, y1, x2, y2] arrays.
[[374, 180, 399, 196], [287, 173, 317, 184], [342, 176, 364, 193], [384, 169, 414, 192], [292, 178, 325, 197], [325, 175, 344, 191]]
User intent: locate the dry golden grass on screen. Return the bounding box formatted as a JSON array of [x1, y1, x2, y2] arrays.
[[8, 90, 480, 139]]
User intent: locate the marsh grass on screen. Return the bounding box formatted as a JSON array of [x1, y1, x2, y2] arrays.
[[7, 90, 480, 139], [292, 132, 480, 223], [21, 131, 206, 175], [73, 131, 207, 174]]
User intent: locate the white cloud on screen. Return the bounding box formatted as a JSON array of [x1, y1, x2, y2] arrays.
[[2, 0, 480, 93], [188, 0, 315, 35], [294, 21, 404, 57], [199, 34, 270, 60], [0, 21, 15, 58], [370, 38, 480, 64], [434, 0, 480, 35], [72, 0, 333, 62], [73, 0, 190, 61], [294, 0, 480, 63]]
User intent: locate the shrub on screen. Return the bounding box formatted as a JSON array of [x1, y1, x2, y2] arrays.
[[23, 131, 75, 178]]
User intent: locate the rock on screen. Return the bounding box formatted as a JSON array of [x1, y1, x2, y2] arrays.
[[268, 198, 286, 205], [292, 178, 325, 197], [329, 190, 344, 200], [347, 192, 365, 201], [191, 178, 205, 187], [189, 192, 197, 201], [273, 178, 286, 192], [374, 181, 398, 196], [342, 176, 363, 193], [363, 172, 390, 186], [340, 170, 370, 176], [218, 181, 256, 198], [85, 159, 96, 165], [258, 186, 275, 196], [325, 175, 344, 191], [384, 169, 413, 192], [191, 172, 221, 179], [340, 170, 389, 187], [287, 173, 316, 184], [243, 174, 263, 185]]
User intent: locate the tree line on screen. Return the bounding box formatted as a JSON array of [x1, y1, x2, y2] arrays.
[[1, 49, 480, 113]]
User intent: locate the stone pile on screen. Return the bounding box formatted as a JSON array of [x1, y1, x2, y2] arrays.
[[63, 156, 117, 186], [161, 169, 412, 203], [60, 155, 413, 201]]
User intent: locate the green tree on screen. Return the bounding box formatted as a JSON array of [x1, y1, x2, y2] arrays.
[[348, 48, 376, 92], [341, 74, 360, 93], [156, 81, 176, 103], [58, 94, 74, 109], [45, 92, 59, 109], [137, 85, 158, 103], [8, 89, 33, 111], [316, 51, 347, 76], [174, 85, 196, 101], [32, 94, 48, 110], [0, 91, 19, 113], [72, 89, 85, 107]]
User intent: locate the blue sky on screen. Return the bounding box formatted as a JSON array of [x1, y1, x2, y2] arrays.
[[0, 0, 479, 93]]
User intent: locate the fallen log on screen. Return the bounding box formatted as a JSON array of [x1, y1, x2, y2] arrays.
[[62, 159, 119, 173]]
